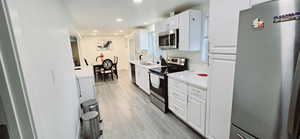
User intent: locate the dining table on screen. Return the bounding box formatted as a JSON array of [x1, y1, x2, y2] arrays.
[[92, 62, 117, 81]]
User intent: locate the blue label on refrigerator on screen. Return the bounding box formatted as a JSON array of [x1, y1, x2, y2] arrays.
[[274, 11, 300, 23]]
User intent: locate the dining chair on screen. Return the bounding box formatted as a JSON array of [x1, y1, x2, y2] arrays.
[[101, 59, 114, 81], [113, 56, 119, 79], [94, 65, 103, 81]]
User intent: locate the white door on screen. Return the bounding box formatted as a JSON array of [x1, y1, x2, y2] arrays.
[[206, 54, 236, 139], [0, 1, 36, 138], [188, 97, 206, 135]]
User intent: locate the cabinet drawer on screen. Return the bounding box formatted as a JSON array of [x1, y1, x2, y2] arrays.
[[169, 78, 188, 91], [189, 86, 206, 100], [169, 86, 188, 95], [174, 104, 187, 121], [172, 91, 187, 103]]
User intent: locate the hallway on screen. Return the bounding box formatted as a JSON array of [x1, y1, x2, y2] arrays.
[[95, 70, 203, 139]]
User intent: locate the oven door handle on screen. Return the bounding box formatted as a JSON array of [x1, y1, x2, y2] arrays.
[[149, 72, 165, 79]]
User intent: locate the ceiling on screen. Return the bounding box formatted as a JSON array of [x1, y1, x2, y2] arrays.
[[63, 0, 208, 37]]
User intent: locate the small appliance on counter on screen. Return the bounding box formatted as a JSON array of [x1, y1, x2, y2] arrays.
[[149, 57, 188, 112]]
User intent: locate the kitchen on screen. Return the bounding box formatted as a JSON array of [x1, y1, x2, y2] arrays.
[[1, 0, 298, 139], [75, 2, 211, 138]]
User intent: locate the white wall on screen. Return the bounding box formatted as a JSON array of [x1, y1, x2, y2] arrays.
[[80, 36, 130, 70], [5, 0, 80, 138]]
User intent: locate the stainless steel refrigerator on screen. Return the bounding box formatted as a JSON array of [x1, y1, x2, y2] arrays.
[[231, 0, 300, 139]]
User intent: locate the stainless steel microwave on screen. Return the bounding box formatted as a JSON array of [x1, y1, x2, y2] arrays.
[[158, 29, 179, 50]]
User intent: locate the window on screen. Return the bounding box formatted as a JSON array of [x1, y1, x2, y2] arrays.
[[201, 16, 209, 62]]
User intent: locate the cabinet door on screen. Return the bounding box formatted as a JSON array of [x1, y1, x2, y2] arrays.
[[178, 11, 190, 51], [209, 0, 250, 53], [206, 54, 236, 139], [173, 97, 187, 121], [79, 77, 96, 102], [168, 91, 175, 111], [188, 97, 206, 135], [251, 0, 271, 6], [141, 68, 150, 94], [167, 15, 179, 30], [135, 66, 141, 87]]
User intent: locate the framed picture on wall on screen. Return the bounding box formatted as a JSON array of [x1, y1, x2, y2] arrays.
[[97, 40, 112, 51]]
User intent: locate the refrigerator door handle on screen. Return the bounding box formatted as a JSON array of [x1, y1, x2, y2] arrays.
[[288, 54, 300, 137]]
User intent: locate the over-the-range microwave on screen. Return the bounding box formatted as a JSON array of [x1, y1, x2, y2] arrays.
[[158, 29, 179, 50]]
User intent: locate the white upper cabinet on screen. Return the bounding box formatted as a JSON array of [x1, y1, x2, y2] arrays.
[[155, 15, 178, 33], [209, 0, 251, 53], [178, 10, 202, 51], [155, 10, 202, 51], [251, 0, 272, 6], [155, 21, 166, 33], [166, 15, 179, 30]]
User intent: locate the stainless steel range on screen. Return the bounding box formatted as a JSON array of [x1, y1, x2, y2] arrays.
[[149, 57, 188, 113]]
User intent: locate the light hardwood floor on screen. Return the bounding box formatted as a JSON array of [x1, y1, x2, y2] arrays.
[[96, 70, 204, 139]]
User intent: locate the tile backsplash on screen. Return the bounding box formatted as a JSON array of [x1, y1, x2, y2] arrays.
[[164, 50, 209, 73]]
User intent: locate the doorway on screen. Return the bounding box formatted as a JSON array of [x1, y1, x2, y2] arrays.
[[70, 36, 81, 67]]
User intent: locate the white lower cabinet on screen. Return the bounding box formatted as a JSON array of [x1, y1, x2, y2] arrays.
[[168, 78, 207, 136], [77, 76, 96, 103], [188, 96, 206, 134], [135, 65, 150, 94]]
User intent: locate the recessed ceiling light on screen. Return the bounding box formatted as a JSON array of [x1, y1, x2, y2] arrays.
[[119, 30, 124, 33], [116, 18, 123, 22], [133, 0, 143, 3], [93, 30, 98, 33], [144, 22, 148, 25]]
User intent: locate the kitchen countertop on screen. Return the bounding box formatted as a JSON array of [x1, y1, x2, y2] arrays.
[[168, 71, 208, 90], [130, 61, 162, 69]]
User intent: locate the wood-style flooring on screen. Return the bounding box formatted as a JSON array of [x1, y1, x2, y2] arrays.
[[95, 70, 204, 139]]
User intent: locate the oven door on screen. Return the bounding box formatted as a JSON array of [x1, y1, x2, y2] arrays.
[[149, 72, 166, 99], [149, 72, 168, 112]]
